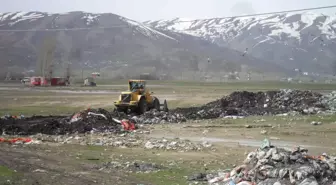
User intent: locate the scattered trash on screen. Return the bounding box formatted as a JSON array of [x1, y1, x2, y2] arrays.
[[98, 161, 164, 173], [144, 139, 214, 151], [0, 137, 32, 144], [121, 119, 136, 131], [33, 169, 47, 173]]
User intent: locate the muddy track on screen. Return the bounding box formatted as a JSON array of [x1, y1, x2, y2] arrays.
[[0, 144, 150, 185]]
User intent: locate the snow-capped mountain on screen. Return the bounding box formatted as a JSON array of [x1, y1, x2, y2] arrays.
[[146, 12, 336, 74], [0, 11, 176, 41], [0, 11, 289, 79]]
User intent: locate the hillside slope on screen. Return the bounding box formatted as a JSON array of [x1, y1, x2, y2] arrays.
[[0, 11, 289, 79]]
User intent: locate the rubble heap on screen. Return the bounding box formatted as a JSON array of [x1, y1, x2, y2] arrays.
[[191, 140, 336, 185], [321, 91, 336, 113], [173, 90, 326, 119], [127, 109, 187, 124], [0, 108, 187, 135], [0, 109, 121, 135]]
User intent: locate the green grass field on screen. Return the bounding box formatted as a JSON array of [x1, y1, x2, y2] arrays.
[[1, 80, 335, 116]]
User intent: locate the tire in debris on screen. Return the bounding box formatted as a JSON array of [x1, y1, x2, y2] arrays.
[[137, 97, 147, 115]]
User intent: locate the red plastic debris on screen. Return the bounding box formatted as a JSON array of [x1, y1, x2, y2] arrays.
[[121, 120, 136, 131], [0, 137, 32, 144]]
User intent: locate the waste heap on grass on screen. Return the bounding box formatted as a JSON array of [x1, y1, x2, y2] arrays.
[[173, 90, 326, 119], [321, 91, 336, 114], [190, 139, 336, 185], [0, 108, 187, 136], [0, 108, 122, 135]]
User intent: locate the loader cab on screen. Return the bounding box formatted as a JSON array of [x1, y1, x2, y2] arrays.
[[129, 80, 146, 94]]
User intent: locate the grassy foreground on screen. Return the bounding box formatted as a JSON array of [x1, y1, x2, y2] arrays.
[[1, 80, 336, 184]]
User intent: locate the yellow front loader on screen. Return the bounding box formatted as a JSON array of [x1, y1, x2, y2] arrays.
[[114, 80, 168, 114]]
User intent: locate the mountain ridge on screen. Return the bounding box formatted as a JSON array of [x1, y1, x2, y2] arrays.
[[146, 12, 336, 74], [0, 11, 290, 80]]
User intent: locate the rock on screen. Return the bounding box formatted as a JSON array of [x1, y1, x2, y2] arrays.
[[144, 141, 155, 149], [188, 173, 207, 181], [261, 130, 268, 135], [310, 121, 322, 125]]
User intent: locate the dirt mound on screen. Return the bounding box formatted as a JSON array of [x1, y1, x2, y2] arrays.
[[173, 90, 326, 119], [190, 140, 336, 184], [0, 108, 186, 136], [0, 109, 121, 135]]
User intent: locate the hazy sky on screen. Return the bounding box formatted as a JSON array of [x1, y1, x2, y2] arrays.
[[1, 0, 336, 21]]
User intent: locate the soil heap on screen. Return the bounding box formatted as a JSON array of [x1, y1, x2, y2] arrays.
[[173, 90, 326, 119], [0, 108, 187, 135], [0, 109, 121, 135]]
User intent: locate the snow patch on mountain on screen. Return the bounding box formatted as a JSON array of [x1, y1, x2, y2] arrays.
[[146, 12, 336, 41], [0, 12, 45, 26], [122, 17, 178, 41], [0, 11, 179, 42], [81, 13, 100, 25]]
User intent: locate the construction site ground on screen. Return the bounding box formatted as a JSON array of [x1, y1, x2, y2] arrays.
[[1, 81, 336, 185]]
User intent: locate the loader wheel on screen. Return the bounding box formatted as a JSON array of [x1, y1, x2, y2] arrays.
[[137, 98, 147, 115], [153, 98, 160, 111]]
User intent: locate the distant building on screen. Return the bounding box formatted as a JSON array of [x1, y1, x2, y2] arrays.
[[92, 72, 100, 78]]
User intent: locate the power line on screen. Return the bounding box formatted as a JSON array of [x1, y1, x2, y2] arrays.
[[0, 4, 335, 32], [178, 4, 336, 23]]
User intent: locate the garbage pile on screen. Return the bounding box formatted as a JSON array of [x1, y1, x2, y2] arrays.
[[190, 139, 336, 185], [321, 91, 336, 113], [127, 109, 187, 124], [0, 107, 187, 136], [0, 108, 122, 135], [173, 90, 326, 119]]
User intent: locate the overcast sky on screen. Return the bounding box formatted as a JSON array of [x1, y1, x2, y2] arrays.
[[1, 0, 336, 21]]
